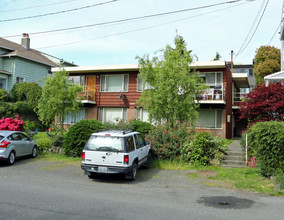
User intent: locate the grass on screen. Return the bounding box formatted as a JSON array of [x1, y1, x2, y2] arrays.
[[151, 159, 284, 196], [37, 152, 81, 163]]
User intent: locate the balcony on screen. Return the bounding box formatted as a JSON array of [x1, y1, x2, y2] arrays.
[[195, 86, 225, 104], [233, 92, 248, 108], [78, 86, 96, 104]]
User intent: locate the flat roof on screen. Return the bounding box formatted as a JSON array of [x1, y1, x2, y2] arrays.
[[52, 61, 227, 73]]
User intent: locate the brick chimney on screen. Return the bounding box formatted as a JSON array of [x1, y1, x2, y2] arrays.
[[21, 33, 30, 50]]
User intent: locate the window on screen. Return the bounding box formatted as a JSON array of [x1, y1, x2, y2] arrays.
[[85, 136, 124, 152], [0, 78, 7, 90], [136, 108, 149, 122], [16, 77, 24, 83], [200, 72, 222, 88], [137, 78, 151, 92], [125, 136, 135, 152], [135, 134, 145, 149], [64, 108, 88, 124], [195, 109, 222, 129], [101, 74, 129, 92], [68, 76, 85, 92], [98, 108, 127, 124]]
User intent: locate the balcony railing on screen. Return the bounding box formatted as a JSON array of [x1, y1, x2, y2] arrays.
[[77, 86, 96, 103], [233, 92, 248, 106], [196, 87, 224, 102]]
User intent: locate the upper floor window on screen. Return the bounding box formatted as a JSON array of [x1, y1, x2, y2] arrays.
[[68, 76, 85, 87], [137, 78, 151, 92], [16, 77, 24, 83], [101, 74, 129, 92], [199, 72, 222, 88]]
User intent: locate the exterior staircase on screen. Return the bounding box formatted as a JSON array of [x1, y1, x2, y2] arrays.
[[222, 139, 246, 168]]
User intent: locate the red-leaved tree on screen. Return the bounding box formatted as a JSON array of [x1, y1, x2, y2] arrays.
[[239, 83, 284, 125], [0, 115, 25, 131]]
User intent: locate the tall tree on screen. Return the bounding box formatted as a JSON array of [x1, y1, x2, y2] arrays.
[[136, 34, 206, 128], [239, 83, 284, 125], [37, 68, 82, 131], [213, 52, 221, 61], [254, 46, 280, 84]]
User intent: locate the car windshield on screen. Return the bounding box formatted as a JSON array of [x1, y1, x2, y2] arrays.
[[86, 136, 124, 152]]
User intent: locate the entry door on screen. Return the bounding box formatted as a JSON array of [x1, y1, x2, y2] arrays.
[[86, 76, 96, 100]]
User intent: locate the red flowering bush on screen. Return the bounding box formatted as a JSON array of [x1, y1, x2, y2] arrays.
[[0, 115, 25, 131], [146, 123, 196, 160]]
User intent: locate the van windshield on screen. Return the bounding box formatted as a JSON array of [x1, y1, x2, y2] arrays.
[[85, 136, 124, 152]]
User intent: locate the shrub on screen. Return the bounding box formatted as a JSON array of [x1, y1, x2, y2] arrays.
[[0, 102, 17, 118], [0, 115, 25, 131], [241, 121, 284, 177], [0, 89, 8, 102], [146, 123, 196, 160], [35, 138, 53, 152], [64, 119, 103, 157], [102, 120, 133, 131], [129, 119, 153, 137]]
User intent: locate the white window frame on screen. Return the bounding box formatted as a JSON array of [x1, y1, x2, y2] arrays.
[[0, 77, 8, 90], [195, 109, 223, 129], [137, 78, 151, 92], [98, 108, 127, 123], [100, 74, 129, 92], [63, 108, 88, 124], [199, 72, 223, 88], [16, 77, 25, 84], [136, 108, 149, 122]]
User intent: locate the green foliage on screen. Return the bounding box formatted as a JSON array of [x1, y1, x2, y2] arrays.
[[10, 82, 42, 109], [102, 120, 133, 131], [0, 89, 8, 102], [24, 120, 37, 131], [146, 123, 196, 160], [35, 138, 53, 152], [0, 102, 17, 118], [213, 52, 221, 61], [241, 121, 284, 177], [136, 34, 207, 128], [188, 132, 218, 166], [253, 46, 280, 84], [37, 68, 82, 131], [129, 119, 153, 137], [64, 119, 103, 157]]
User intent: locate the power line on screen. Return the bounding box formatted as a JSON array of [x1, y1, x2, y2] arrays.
[[0, 0, 80, 13], [35, 1, 249, 50], [2, 0, 246, 38], [235, 0, 269, 58], [0, 0, 119, 23], [267, 22, 281, 45]]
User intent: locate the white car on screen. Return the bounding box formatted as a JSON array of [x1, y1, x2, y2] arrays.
[[81, 130, 152, 180]]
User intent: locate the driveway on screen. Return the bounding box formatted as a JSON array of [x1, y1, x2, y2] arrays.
[[0, 157, 283, 220]]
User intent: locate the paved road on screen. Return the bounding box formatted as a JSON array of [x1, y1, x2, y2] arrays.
[[0, 157, 283, 220]]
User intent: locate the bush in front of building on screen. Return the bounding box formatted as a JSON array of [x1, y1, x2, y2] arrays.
[[241, 121, 284, 177], [63, 119, 103, 157], [128, 119, 153, 137]]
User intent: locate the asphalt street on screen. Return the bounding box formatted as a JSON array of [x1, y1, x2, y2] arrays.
[[0, 157, 283, 220]]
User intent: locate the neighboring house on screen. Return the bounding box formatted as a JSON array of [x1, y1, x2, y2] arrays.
[[0, 33, 75, 91], [264, 4, 284, 85], [52, 61, 250, 139]]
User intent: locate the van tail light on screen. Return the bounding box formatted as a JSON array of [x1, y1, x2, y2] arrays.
[[124, 155, 129, 164], [0, 140, 11, 148], [82, 152, 85, 160]]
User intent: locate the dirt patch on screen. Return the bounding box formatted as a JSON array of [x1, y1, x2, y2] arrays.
[[198, 170, 217, 178]]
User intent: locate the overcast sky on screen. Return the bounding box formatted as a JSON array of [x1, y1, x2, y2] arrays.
[[0, 0, 282, 66]]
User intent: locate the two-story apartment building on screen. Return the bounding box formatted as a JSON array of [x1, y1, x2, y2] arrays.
[[0, 34, 75, 91], [52, 61, 250, 139]]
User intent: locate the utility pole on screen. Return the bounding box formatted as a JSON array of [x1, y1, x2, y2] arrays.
[[231, 50, 234, 73]]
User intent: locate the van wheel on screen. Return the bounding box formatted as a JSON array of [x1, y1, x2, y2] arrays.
[[144, 152, 152, 169], [126, 162, 138, 180], [88, 173, 98, 179]]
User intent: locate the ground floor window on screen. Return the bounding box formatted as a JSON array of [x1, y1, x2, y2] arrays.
[[0, 78, 7, 90], [64, 108, 88, 124], [195, 109, 222, 129], [98, 108, 127, 124], [136, 108, 149, 122], [16, 77, 24, 83]]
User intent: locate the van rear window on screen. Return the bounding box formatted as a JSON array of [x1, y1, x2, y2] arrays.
[[85, 136, 124, 152]]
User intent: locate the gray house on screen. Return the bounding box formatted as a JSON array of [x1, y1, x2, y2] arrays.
[[0, 34, 75, 91]]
